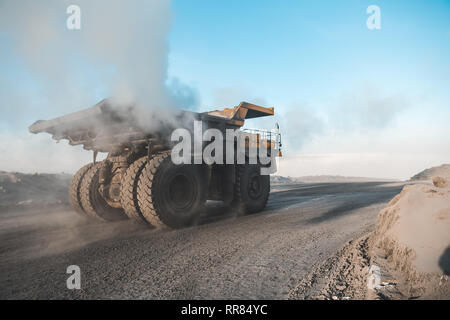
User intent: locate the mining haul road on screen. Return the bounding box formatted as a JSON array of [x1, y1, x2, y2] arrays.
[[0, 181, 404, 299]]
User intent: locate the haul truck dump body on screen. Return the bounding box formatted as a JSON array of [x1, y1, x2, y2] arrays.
[[29, 99, 281, 228]]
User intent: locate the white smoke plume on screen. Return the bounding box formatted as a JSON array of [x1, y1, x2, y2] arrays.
[[0, 0, 198, 172], [0, 0, 190, 110]]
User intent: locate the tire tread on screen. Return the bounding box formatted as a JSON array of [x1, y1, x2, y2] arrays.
[[137, 152, 171, 228], [69, 163, 94, 217], [120, 157, 148, 222]]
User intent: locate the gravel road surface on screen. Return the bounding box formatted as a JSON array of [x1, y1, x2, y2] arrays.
[[0, 182, 404, 299]]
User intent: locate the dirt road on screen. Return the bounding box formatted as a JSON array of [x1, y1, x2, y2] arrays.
[[0, 182, 404, 299]]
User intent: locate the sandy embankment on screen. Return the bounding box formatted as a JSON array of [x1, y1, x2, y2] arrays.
[[290, 165, 450, 300], [368, 176, 450, 299]]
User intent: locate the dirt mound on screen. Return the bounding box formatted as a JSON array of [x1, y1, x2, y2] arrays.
[[0, 171, 72, 212], [289, 235, 371, 300], [410, 164, 450, 181], [290, 171, 450, 300], [270, 175, 296, 185], [433, 176, 448, 188], [369, 182, 450, 299]]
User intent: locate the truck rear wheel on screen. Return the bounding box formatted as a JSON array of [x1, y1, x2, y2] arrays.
[[69, 163, 94, 217], [232, 164, 270, 214], [137, 152, 207, 228], [80, 162, 128, 221], [120, 156, 148, 223]]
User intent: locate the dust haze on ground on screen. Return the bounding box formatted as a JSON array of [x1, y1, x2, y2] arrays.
[[0, 180, 404, 299], [0, 171, 71, 212], [271, 175, 398, 185]]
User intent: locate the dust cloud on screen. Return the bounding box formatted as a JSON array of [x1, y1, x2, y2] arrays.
[[0, 0, 198, 173], [0, 207, 149, 263], [0, 1, 195, 257]]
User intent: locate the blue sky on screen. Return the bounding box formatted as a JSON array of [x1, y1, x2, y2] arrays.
[[169, 0, 450, 107], [0, 0, 449, 178], [167, 0, 450, 179]]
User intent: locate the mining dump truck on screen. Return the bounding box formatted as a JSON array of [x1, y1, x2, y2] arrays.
[[29, 99, 282, 228]]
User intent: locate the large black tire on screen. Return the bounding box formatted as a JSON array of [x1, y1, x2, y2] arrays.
[[232, 164, 270, 214], [137, 152, 207, 228], [120, 156, 148, 222], [80, 162, 128, 222], [69, 163, 94, 217]]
